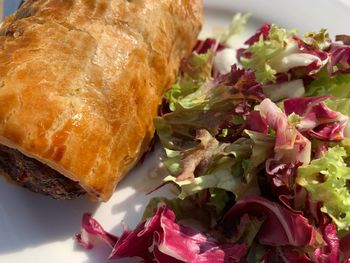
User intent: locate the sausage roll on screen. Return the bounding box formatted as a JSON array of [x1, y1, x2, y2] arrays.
[[0, 0, 202, 201]]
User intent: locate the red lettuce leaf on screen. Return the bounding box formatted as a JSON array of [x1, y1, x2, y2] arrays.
[[340, 233, 350, 263], [75, 213, 118, 250], [76, 205, 248, 263], [244, 23, 271, 46], [284, 97, 349, 141], [259, 99, 311, 164], [245, 111, 269, 134], [215, 65, 265, 101], [262, 247, 313, 263], [314, 223, 340, 263], [328, 43, 350, 75], [284, 96, 329, 116], [265, 159, 302, 205], [193, 38, 226, 54], [222, 195, 316, 247]]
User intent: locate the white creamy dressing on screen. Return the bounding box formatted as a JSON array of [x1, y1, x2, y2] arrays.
[[213, 35, 247, 75], [213, 48, 238, 74]]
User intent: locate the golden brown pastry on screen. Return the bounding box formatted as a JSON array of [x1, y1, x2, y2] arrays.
[[0, 0, 202, 201]]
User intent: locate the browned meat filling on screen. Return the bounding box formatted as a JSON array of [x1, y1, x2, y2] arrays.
[[0, 145, 86, 200]]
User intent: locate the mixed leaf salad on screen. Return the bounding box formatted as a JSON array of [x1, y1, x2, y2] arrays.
[[76, 14, 350, 262]]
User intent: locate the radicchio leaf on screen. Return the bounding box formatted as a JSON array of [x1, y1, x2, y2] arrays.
[[265, 159, 301, 199], [258, 98, 311, 164], [245, 111, 268, 134], [76, 205, 248, 263], [222, 195, 316, 247], [340, 233, 350, 262], [284, 97, 349, 141], [328, 43, 350, 75], [239, 25, 328, 83], [75, 213, 118, 249], [262, 247, 313, 263], [244, 23, 271, 46], [313, 223, 340, 263], [193, 38, 225, 54]]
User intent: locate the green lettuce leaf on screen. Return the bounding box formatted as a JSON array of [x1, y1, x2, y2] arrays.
[[208, 188, 231, 216], [305, 73, 350, 97], [217, 13, 251, 43], [243, 130, 275, 182], [162, 148, 182, 176], [163, 132, 251, 199], [324, 97, 350, 116], [173, 130, 228, 180], [166, 52, 213, 111], [302, 28, 330, 50], [297, 146, 350, 230], [240, 24, 288, 82], [155, 71, 261, 151], [162, 130, 273, 200], [164, 165, 243, 200], [155, 93, 237, 151], [231, 214, 265, 246], [336, 138, 350, 156]]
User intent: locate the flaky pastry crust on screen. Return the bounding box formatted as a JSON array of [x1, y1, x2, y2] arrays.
[[0, 0, 202, 201]]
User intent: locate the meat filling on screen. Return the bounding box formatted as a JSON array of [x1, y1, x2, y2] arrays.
[[0, 145, 86, 200]]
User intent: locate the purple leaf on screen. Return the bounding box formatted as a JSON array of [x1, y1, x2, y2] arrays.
[[340, 233, 350, 263], [259, 99, 311, 164], [76, 205, 248, 263], [223, 195, 316, 247], [284, 97, 349, 141], [75, 213, 118, 250], [193, 39, 226, 54], [244, 23, 271, 46], [328, 43, 350, 75], [314, 223, 340, 263], [263, 247, 313, 263], [245, 111, 268, 134], [284, 97, 330, 116]]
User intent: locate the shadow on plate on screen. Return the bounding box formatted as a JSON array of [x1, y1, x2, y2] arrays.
[[77, 145, 176, 263], [0, 178, 99, 254]]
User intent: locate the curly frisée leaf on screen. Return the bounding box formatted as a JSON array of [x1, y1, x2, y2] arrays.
[[240, 25, 329, 83], [240, 24, 288, 82], [297, 146, 350, 230]]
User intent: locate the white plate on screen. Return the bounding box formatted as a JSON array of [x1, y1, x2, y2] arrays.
[[0, 0, 349, 262]]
